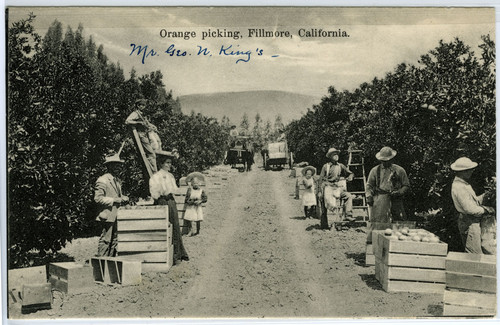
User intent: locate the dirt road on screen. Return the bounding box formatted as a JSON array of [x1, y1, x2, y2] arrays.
[[11, 166, 442, 319]]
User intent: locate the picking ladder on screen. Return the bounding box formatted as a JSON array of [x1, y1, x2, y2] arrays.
[[346, 149, 370, 222], [131, 126, 154, 178]]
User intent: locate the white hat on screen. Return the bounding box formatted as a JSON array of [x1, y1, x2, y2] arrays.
[[186, 172, 205, 184], [375, 146, 397, 161], [326, 148, 340, 159], [301, 166, 317, 176], [451, 157, 478, 171], [104, 153, 124, 164]]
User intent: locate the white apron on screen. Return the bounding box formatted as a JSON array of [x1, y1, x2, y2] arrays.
[[184, 188, 204, 221], [302, 178, 317, 207]]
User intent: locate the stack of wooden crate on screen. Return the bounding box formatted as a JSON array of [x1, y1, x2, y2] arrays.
[[443, 252, 496, 316], [365, 222, 392, 266], [365, 221, 416, 266], [366, 229, 388, 266], [374, 229, 448, 293], [294, 167, 304, 199], [116, 206, 173, 272]]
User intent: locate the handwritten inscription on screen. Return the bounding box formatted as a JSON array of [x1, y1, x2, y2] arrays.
[[129, 43, 276, 64]]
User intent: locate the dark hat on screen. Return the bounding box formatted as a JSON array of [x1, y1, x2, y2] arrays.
[[135, 98, 147, 106]]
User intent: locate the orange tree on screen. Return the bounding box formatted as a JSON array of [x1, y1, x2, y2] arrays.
[[286, 37, 495, 250], [8, 16, 228, 267]]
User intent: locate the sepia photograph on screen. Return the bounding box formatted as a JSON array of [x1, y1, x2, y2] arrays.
[[4, 5, 497, 321]]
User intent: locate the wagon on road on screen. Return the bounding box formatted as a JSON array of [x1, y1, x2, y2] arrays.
[[224, 136, 252, 170], [264, 141, 293, 170]]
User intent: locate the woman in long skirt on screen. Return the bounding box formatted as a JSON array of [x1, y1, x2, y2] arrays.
[[149, 152, 189, 264]]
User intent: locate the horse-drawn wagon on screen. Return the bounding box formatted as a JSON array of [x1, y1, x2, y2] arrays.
[[224, 136, 253, 170]]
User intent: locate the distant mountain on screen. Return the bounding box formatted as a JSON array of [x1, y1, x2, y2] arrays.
[[178, 90, 320, 125]]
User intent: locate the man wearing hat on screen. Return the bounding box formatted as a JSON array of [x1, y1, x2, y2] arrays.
[[94, 153, 129, 257], [366, 146, 410, 223], [451, 157, 495, 254], [126, 98, 157, 173], [149, 151, 189, 263], [319, 148, 355, 221]]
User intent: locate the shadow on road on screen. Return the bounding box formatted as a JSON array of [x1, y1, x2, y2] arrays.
[[427, 304, 443, 316], [305, 224, 323, 231], [290, 216, 307, 220], [11, 252, 75, 270], [359, 273, 384, 291], [345, 252, 369, 267], [265, 167, 284, 171]]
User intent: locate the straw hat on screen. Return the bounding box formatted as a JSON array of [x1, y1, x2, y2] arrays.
[[301, 166, 317, 176], [104, 153, 124, 164], [186, 172, 205, 184], [326, 148, 340, 159], [375, 146, 397, 161], [451, 157, 478, 171]]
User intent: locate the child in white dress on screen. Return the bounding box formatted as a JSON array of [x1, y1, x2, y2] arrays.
[[184, 173, 208, 236], [302, 166, 317, 219]]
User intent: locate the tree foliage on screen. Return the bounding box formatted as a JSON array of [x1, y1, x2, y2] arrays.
[[8, 15, 228, 267], [286, 37, 496, 250]]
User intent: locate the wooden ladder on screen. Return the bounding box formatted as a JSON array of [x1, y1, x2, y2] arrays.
[[131, 126, 154, 179], [347, 149, 370, 222]]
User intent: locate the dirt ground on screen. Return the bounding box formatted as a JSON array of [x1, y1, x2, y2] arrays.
[[9, 162, 444, 320]]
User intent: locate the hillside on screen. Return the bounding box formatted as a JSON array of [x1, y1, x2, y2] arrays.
[[178, 91, 320, 125]]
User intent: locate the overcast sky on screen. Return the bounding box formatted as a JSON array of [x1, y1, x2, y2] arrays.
[[8, 7, 495, 100]]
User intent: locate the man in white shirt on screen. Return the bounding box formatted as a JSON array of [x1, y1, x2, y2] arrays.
[[451, 157, 495, 254], [319, 148, 355, 222]]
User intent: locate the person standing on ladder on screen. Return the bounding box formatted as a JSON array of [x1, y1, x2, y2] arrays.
[[125, 98, 157, 173], [366, 146, 410, 223], [319, 148, 355, 223]]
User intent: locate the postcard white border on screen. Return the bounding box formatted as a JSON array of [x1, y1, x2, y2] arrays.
[[1, 1, 499, 325]]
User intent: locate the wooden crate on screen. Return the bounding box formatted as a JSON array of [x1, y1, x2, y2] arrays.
[[91, 257, 142, 285], [21, 283, 52, 314], [48, 262, 94, 295], [375, 229, 448, 293], [446, 251, 496, 277], [8, 265, 47, 304], [365, 230, 386, 266], [117, 206, 173, 273], [365, 222, 396, 266], [443, 252, 496, 316], [443, 289, 496, 316]]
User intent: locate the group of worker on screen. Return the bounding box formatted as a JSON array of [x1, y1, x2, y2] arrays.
[[93, 98, 191, 264], [306, 146, 495, 255]]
